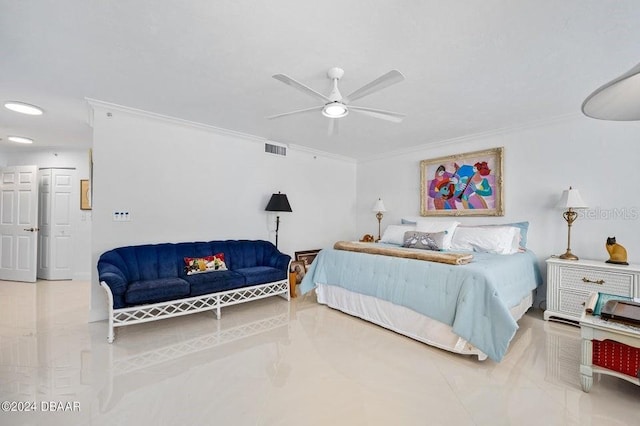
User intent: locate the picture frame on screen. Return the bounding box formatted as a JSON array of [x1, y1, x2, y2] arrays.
[[290, 260, 307, 285], [295, 249, 321, 269], [80, 179, 92, 210], [420, 147, 504, 216]]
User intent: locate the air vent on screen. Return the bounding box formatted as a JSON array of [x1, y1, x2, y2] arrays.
[[265, 142, 287, 156]]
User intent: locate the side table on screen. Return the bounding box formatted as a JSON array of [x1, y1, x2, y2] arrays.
[[289, 272, 297, 298], [579, 311, 640, 392]]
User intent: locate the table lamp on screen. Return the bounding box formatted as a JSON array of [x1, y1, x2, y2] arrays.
[[557, 187, 588, 260], [372, 198, 387, 242]]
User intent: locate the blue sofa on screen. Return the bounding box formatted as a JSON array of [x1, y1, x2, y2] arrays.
[[98, 240, 291, 342]]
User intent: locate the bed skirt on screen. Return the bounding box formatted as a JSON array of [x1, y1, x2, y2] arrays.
[[315, 283, 533, 361]]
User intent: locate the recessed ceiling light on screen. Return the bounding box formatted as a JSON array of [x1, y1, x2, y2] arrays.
[[8, 136, 34, 144], [4, 101, 44, 116]]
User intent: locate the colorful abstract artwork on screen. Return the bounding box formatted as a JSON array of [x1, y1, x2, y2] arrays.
[[420, 147, 504, 216]]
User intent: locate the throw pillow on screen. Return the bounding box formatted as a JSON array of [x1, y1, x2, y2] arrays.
[[380, 224, 417, 245], [184, 253, 227, 275], [402, 231, 445, 251]]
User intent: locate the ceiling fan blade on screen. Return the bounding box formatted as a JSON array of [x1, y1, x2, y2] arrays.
[[267, 106, 323, 120], [349, 106, 405, 123], [344, 70, 405, 103], [273, 74, 330, 102], [328, 118, 339, 136]]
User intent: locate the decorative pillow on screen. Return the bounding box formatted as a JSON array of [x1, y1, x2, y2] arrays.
[[450, 226, 520, 255], [402, 231, 445, 251], [380, 224, 417, 245], [184, 253, 227, 275], [413, 220, 460, 250], [475, 221, 529, 249]]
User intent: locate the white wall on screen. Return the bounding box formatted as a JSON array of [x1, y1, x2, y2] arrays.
[[89, 103, 357, 321], [356, 115, 640, 307], [3, 149, 92, 280], [88, 102, 640, 320]]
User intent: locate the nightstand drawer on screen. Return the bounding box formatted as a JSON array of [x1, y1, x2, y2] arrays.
[[558, 289, 591, 317], [559, 267, 633, 297]]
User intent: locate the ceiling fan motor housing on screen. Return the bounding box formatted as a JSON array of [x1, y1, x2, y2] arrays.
[[327, 67, 345, 80]]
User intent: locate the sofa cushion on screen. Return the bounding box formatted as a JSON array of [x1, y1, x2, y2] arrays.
[[125, 277, 190, 306], [235, 266, 287, 286], [185, 270, 246, 296]]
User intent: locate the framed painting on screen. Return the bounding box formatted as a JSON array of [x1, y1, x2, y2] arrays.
[[80, 179, 92, 210], [295, 249, 321, 270], [420, 147, 504, 216], [290, 260, 307, 284]]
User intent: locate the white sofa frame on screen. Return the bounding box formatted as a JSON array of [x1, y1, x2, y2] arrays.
[[100, 277, 290, 343]]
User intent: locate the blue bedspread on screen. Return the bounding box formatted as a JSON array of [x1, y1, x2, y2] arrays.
[[300, 247, 542, 361]]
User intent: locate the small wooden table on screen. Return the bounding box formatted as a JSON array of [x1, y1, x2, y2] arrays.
[[579, 311, 640, 392], [289, 272, 297, 298]]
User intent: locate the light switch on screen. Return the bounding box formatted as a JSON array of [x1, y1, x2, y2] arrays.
[[113, 211, 132, 222]]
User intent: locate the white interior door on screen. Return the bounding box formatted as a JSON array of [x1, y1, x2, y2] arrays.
[[38, 168, 74, 280], [0, 166, 39, 282]]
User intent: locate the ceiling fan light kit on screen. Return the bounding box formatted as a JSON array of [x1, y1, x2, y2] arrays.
[[268, 67, 406, 134], [322, 102, 348, 118]]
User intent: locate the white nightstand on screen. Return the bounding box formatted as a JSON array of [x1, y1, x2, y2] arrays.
[[544, 257, 640, 323]]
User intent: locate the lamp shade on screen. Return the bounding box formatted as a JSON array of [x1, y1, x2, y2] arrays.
[[557, 187, 588, 209], [265, 192, 292, 212], [582, 62, 640, 121], [372, 198, 386, 213]]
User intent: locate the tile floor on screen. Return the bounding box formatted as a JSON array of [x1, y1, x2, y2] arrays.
[[0, 280, 638, 425]]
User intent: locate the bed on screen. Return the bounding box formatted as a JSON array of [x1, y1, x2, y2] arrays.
[[299, 225, 542, 362]]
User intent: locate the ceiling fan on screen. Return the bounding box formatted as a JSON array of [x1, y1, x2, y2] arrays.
[[267, 67, 406, 135]]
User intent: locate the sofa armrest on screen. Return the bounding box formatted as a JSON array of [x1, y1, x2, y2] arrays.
[[98, 265, 128, 296], [268, 251, 292, 272]]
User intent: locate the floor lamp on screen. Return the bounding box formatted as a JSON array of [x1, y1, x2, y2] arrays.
[[265, 192, 292, 249], [557, 187, 588, 260]]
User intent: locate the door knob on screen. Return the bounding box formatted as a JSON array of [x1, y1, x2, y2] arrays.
[[23, 227, 39, 232]]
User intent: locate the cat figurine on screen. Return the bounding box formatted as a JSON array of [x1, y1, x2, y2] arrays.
[[360, 234, 375, 243], [606, 237, 629, 265]]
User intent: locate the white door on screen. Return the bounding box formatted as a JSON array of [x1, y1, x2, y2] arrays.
[[0, 165, 39, 282], [38, 168, 74, 280]]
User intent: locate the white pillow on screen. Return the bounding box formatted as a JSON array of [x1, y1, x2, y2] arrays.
[[450, 226, 520, 255], [380, 224, 416, 245], [413, 220, 460, 250]]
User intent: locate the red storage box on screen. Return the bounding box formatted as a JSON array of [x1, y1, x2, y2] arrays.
[[592, 339, 640, 378]]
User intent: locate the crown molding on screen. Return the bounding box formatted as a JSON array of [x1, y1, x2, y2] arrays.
[[288, 143, 357, 164], [357, 112, 582, 164], [86, 98, 266, 142], [85, 98, 355, 163]]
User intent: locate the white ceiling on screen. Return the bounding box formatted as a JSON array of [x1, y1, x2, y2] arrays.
[[2, 1, 640, 160]]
